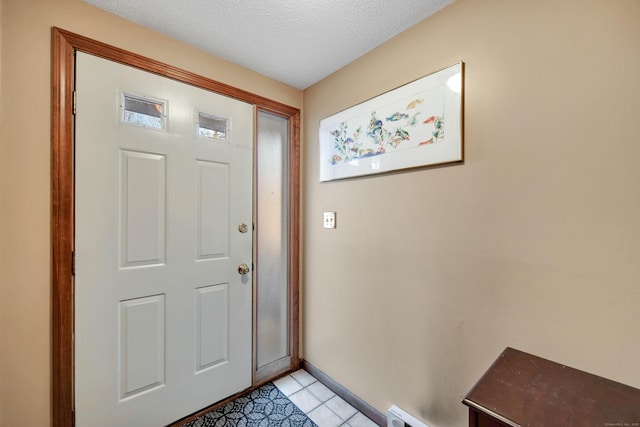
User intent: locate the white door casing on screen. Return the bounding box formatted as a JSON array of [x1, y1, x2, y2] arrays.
[[75, 52, 254, 426]]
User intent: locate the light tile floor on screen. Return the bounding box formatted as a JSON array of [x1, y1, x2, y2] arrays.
[[274, 370, 379, 427]]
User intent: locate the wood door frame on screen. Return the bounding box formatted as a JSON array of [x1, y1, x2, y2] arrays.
[[51, 27, 301, 427]]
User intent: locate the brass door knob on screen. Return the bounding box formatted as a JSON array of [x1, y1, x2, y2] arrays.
[[238, 263, 250, 275]]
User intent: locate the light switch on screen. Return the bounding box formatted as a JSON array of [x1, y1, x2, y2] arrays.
[[323, 211, 336, 229]]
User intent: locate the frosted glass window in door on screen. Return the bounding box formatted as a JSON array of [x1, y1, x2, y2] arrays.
[[256, 111, 289, 369]]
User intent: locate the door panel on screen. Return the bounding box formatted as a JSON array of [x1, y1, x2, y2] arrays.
[[119, 295, 166, 399], [195, 284, 229, 370], [75, 52, 253, 427], [196, 160, 230, 260], [119, 150, 166, 267]]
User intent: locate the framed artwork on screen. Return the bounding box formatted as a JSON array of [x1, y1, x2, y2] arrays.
[[319, 61, 464, 182]]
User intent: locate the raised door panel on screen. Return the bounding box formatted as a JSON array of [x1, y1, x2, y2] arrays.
[[119, 295, 166, 400], [119, 150, 166, 268], [195, 284, 229, 372], [196, 160, 229, 261]]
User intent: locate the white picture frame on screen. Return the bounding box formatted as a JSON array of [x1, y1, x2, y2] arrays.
[[319, 61, 464, 182]]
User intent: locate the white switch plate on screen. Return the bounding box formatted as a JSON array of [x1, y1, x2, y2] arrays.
[[323, 211, 336, 229]]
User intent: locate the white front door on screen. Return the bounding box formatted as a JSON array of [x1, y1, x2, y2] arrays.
[[74, 52, 254, 427]]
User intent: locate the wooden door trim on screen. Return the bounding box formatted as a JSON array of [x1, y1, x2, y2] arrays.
[[51, 27, 301, 427], [51, 27, 75, 427]]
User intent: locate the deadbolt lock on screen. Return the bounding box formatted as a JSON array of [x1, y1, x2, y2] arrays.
[[238, 223, 249, 233]]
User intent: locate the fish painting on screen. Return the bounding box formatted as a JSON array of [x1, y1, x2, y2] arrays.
[[386, 112, 409, 122], [368, 114, 383, 136], [389, 128, 410, 147], [418, 138, 434, 146], [423, 115, 444, 140], [406, 99, 424, 109], [407, 112, 421, 127], [368, 121, 383, 139]]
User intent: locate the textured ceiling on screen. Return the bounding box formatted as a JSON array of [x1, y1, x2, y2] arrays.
[[82, 0, 455, 90]]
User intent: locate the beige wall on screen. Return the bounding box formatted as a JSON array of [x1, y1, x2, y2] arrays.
[[303, 0, 640, 425], [0, 0, 302, 425]]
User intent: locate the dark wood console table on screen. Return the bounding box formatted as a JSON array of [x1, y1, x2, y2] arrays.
[[463, 347, 640, 427]]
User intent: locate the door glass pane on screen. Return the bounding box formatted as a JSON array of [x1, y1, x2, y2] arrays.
[[197, 111, 228, 142], [122, 93, 165, 129], [256, 111, 289, 369]]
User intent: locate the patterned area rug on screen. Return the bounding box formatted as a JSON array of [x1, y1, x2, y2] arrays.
[[185, 383, 317, 427]]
